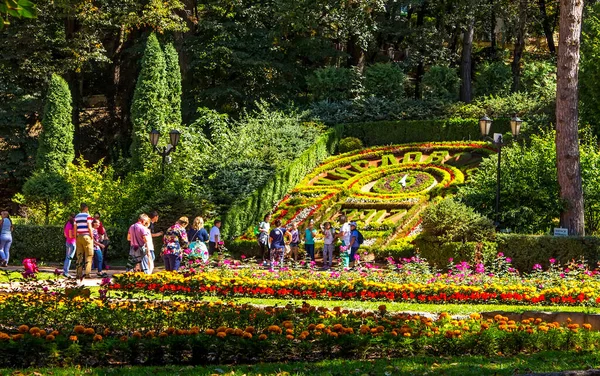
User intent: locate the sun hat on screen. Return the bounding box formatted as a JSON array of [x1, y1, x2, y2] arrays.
[[350, 221, 357, 227]]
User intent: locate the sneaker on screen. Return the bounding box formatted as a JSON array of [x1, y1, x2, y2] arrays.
[[63, 273, 71, 278], [97, 272, 108, 278]]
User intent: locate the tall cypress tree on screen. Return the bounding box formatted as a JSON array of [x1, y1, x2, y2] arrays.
[[130, 33, 167, 170], [36, 74, 75, 173], [164, 42, 182, 126]]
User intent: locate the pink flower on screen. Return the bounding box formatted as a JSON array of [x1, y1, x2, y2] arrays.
[[533, 264, 542, 270], [448, 258, 453, 263], [549, 258, 556, 264], [241, 255, 246, 260], [505, 258, 512, 263], [497, 252, 504, 257]]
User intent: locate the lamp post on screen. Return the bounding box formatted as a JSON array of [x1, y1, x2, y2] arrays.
[[149, 129, 181, 175], [479, 115, 522, 227]]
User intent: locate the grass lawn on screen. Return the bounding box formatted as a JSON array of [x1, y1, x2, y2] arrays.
[[0, 271, 56, 283], [3, 351, 600, 375]]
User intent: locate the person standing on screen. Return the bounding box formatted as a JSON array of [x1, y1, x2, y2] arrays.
[[258, 214, 271, 265], [142, 218, 155, 274], [62, 213, 76, 277], [304, 219, 317, 262], [75, 204, 94, 279], [187, 216, 209, 243], [148, 211, 163, 240], [93, 212, 110, 270], [0, 211, 13, 267], [208, 220, 222, 255], [288, 222, 300, 262], [348, 222, 360, 268], [91, 220, 108, 277], [162, 217, 189, 272], [269, 219, 290, 267], [128, 214, 150, 272], [321, 222, 335, 269]]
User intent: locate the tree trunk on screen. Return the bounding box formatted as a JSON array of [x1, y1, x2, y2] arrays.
[[556, 0, 585, 235], [347, 34, 365, 72], [512, 0, 528, 92], [460, 18, 475, 103], [490, 0, 497, 55], [414, 1, 427, 100], [539, 0, 557, 54]]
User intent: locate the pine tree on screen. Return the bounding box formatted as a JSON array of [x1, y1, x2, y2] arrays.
[[130, 33, 167, 170], [164, 42, 182, 126], [36, 74, 75, 173]]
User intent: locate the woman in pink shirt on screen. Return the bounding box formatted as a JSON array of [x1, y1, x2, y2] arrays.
[[62, 213, 76, 278]]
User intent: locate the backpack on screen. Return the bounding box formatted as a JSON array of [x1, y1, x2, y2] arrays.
[[356, 230, 364, 245]]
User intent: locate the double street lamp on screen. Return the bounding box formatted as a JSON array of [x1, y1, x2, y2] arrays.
[[149, 129, 181, 175], [479, 115, 523, 227]]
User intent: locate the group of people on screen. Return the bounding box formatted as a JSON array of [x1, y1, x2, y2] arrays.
[[127, 213, 223, 273], [258, 214, 362, 269], [62, 204, 111, 278]]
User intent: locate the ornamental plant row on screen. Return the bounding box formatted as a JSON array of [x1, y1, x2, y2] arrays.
[[0, 295, 596, 367]]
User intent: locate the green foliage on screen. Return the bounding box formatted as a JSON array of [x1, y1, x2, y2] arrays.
[[19, 171, 73, 224], [421, 197, 495, 243], [222, 126, 341, 238], [457, 132, 600, 234], [0, 0, 36, 30], [520, 60, 556, 101], [342, 118, 512, 146], [338, 137, 363, 154], [363, 63, 405, 100], [422, 66, 460, 102], [163, 42, 182, 126], [130, 33, 167, 170], [307, 66, 359, 101], [495, 234, 600, 272], [415, 240, 497, 268], [473, 61, 512, 98], [36, 74, 74, 173], [580, 2, 600, 136], [11, 225, 129, 263]]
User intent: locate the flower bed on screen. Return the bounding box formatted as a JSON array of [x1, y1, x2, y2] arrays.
[[0, 293, 597, 367], [110, 257, 600, 306]]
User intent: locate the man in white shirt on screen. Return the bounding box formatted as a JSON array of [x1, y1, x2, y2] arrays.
[[337, 214, 351, 246], [209, 220, 222, 255]]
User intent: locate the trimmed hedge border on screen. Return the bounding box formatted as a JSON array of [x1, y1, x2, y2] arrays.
[[342, 118, 513, 146], [222, 126, 343, 238]]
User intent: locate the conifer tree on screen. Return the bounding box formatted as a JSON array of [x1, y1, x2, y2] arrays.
[[36, 74, 75, 173], [164, 42, 182, 126], [130, 33, 167, 170]]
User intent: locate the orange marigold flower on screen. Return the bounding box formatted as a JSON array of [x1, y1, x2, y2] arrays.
[[167, 327, 176, 334], [145, 331, 156, 338], [216, 332, 226, 338], [225, 328, 234, 335], [307, 324, 316, 331], [93, 334, 103, 342], [159, 332, 169, 338], [286, 329, 294, 335], [283, 321, 293, 329], [74, 325, 85, 334], [51, 330, 59, 336], [328, 332, 338, 338], [378, 305, 387, 312], [583, 324, 593, 330], [390, 331, 398, 337], [333, 324, 343, 332], [104, 328, 110, 336], [439, 312, 449, 319], [132, 331, 142, 339], [12, 334, 22, 341], [205, 329, 216, 336], [45, 335, 55, 341], [315, 324, 325, 331], [39, 330, 47, 337], [242, 332, 252, 339], [216, 326, 227, 333], [120, 335, 128, 342], [0, 333, 10, 341], [245, 326, 255, 333], [234, 329, 244, 336], [469, 313, 481, 320], [403, 332, 411, 337], [69, 335, 78, 342], [314, 331, 322, 336], [18, 325, 29, 333], [29, 327, 40, 335], [344, 328, 354, 334], [286, 334, 295, 340], [84, 328, 95, 335], [268, 325, 282, 333], [258, 334, 267, 340]]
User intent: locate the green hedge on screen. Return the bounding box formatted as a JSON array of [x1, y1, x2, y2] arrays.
[[10, 225, 130, 264], [222, 126, 342, 238], [342, 118, 512, 146], [414, 234, 600, 272]]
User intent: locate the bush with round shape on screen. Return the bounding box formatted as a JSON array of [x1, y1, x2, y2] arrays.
[[338, 137, 363, 154]]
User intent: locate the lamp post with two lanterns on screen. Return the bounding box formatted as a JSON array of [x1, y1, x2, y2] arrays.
[[149, 129, 181, 175], [479, 115, 523, 227]]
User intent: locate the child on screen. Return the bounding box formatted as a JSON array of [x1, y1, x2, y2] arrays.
[[321, 222, 335, 269], [304, 219, 317, 262], [288, 222, 300, 261], [92, 220, 108, 277]]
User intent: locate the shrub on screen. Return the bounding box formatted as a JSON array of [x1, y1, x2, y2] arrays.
[[520, 60, 556, 101], [422, 66, 460, 102], [363, 63, 405, 100], [307, 66, 359, 101], [19, 172, 73, 225], [163, 41, 182, 126], [473, 61, 512, 97], [414, 239, 498, 268], [338, 137, 363, 154], [130, 33, 168, 170], [420, 197, 495, 243], [36, 74, 74, 173]]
